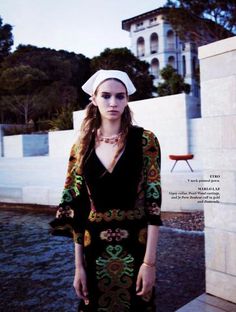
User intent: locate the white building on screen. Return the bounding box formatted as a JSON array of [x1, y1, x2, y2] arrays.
[[122, 8, 201, 97]]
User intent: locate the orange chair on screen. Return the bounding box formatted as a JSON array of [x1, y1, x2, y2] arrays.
[[169, 154, 194, 172]]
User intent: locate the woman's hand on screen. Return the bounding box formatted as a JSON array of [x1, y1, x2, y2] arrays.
[[73, 266, 89, 304], [136, 263, 156, 297]]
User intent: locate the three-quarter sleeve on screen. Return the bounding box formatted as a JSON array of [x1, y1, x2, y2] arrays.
[[49, 144, 90, 244], [142, 130, 162, 226]]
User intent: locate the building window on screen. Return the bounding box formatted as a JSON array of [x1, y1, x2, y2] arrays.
[[136, 22, 144, 31], [167, 30, 175, 50], [168, 56, 175, 68], [182, 55, 186, 77], [150, 33, 158, 54], [137, 37, 145, 57], [151, 58, 160, 78], [149, 17, 157, 26]]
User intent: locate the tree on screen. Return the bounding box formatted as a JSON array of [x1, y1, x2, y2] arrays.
[[2, 45, 91, 108], [48, 104, 75, 130], [91, 48, 155, 100], [157, 65, 190, 96], [0, 65, 49, 123], [164, 0, 236, 45], [0, 16, 14, 62], [0, 45, 91, 124]]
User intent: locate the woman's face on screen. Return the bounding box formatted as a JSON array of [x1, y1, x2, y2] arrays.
[[92, 79, 128, 121]]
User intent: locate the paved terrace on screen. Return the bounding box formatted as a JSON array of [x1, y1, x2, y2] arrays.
[[0, 207, 205, 312]]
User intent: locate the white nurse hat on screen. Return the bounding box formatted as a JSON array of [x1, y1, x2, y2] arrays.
[[82, 69, 136, 96]]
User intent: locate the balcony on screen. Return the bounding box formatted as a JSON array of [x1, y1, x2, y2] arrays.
[[165, 43, 176, 52]]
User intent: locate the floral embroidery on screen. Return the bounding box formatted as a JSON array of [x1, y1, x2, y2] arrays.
[[100, 228, 128, 242], [59, 144, 83, 205], [88, 206, 145, 223], [96, 245, 134, 311], [147, 202, 161, 216], [61, 171, 83, 204], [56, 205, 74, 218], [84, 230, 91, 247], [142, 130, 162, 217], [138, 228, 147, 244], [146, 181, 161, 199]]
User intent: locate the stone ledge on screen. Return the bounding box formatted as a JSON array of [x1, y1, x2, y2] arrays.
[[176, 293, 236, 312], [199, 36, 236, 60], [0, 201, 57, 213]]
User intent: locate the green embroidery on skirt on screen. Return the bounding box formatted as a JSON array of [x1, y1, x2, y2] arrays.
[[96, 245, 134, 311]]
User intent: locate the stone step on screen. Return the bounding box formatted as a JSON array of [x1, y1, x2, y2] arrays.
[[176, 293, 236, 312]]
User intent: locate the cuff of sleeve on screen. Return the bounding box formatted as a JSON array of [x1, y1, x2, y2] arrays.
[[73, 232, 84, 244], [147, 216, 163, 226], [49, 217, 75, 238]]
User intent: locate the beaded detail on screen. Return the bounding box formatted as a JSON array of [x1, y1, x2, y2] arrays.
[[96, 129, 122, 145]]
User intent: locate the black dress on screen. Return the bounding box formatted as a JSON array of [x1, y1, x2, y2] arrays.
[[50, 126, 162, 312]]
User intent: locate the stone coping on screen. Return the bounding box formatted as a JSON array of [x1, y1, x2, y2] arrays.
[[198, 36, 236, 60]]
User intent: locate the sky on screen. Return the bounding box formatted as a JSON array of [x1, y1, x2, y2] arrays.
[[1, 0, 166, 58]]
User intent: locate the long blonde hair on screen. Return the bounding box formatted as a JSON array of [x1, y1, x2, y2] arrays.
[[75, 80, 133, 173]]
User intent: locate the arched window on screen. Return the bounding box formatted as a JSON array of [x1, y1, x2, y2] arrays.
[[150, 33, 158, 54], [151, 58, 160, 78], [182, 55, 186, 77], [137, 37, 145, 57], [167, 30, 175, 50], [168, 56, 175, 68]]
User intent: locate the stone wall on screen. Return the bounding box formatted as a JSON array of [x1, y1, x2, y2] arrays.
[[3, 134, 48, 157], [199, 36, 236, 303], [48, 129, 76, 158], [0, 124, 26, 157]]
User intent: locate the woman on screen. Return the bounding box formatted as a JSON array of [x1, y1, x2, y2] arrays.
[[50, 69, 162, 312]]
